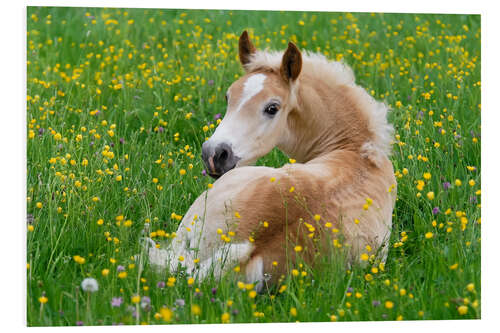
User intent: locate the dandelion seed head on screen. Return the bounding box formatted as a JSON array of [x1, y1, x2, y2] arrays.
[[81, 277, 99, 293]]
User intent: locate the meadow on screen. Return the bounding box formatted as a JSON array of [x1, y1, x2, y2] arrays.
[[26, 7, 481, 326]]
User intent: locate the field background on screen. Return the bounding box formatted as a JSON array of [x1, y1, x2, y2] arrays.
[[26, 7, 481, 326]]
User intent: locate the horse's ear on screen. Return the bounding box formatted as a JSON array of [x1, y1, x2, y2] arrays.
[[239, 30, 256, 69], [280, 42, 302, 83]]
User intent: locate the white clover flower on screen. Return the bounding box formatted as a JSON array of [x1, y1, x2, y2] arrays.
[[81, 277, 99, 293]]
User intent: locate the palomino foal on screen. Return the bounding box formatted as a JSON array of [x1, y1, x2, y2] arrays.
[[148, 31, 397, 290]]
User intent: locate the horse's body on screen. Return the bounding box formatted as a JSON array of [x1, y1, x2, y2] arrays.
[[148, 31, 396, 290]]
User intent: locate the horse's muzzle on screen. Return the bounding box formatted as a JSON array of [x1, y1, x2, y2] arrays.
[[201, 142, 239, 179]]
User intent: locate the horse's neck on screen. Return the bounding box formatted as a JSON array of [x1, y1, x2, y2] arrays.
[[281, 79, 373, 164], [281, 109, 367, 164]]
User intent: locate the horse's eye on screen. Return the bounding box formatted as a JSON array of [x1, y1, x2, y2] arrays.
[[264, 103, 280, 117]]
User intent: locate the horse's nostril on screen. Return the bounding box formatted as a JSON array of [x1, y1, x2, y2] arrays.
[[219, 149, 228, 161], [203, 142, 239, 179], [213, 143, 234, 171]]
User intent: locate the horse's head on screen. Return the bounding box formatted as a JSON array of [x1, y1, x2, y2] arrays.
[[202, 31, 302, 179]]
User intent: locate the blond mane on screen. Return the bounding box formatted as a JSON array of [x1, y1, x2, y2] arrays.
[[246, 50, 394, 165]]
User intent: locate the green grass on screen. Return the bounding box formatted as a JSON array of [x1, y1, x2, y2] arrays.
[[26, 6, 481, 326]]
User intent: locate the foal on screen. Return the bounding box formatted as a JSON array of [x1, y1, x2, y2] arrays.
[[148, 31, 396, 290]]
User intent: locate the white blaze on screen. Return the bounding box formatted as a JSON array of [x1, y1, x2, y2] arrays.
[[205, 73, 268, 167], [235, 73, 266, 113], [209, 73, 267, 144]]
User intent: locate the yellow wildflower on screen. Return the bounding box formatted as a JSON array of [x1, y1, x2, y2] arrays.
[[191, 304, 201, 315], [221, 312, 230, 323], [457, 305, 468, 315], [160, 307, 173, 321]]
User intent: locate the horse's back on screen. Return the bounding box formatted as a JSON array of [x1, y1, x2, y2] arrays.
[[167, 153, 395, 280]]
